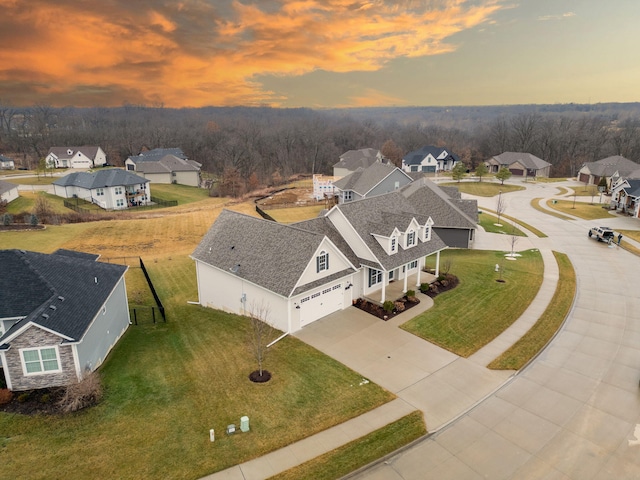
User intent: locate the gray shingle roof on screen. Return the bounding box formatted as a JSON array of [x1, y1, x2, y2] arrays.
[[583, 156, 638, 177], [332, 162, 404, 195], [403, 146, 459, 166], [0, 179, 18, 195], [620, 179, 640, 198], [128, 148, 186, 164], [135, 154, 200, 173], [192, 210, 355, 298], [53, 169, 149, 189], [333, 148, 389, 171], [491, 152, 551, 169], [47, 146, 101, 160], [0, 249, 127, 346]]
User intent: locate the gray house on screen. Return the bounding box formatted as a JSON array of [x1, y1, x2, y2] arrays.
[[333, 163, 414, 203], [485, 152, 551, 178], [333, 148, 390, 177], [578, 156, 638, 189], [0, 249, 130, 391], [125, 148, 202, 187]]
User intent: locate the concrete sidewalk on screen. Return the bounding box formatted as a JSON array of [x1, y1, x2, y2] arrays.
[[204, 217, 561, 480]]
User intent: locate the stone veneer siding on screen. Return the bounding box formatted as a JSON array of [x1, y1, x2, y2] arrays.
[[4, 326, 77, 391]]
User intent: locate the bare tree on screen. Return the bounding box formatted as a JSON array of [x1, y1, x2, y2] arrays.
[[247, 301, 278, 381], [495, 191, 506, 226]]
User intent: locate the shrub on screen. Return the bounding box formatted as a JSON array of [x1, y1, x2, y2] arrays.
[[17, 392, 30, 403], [39, 393, 51, 404], [382, 300, 394, 313], [2, 213, 12, 225], [419, 283, 429, 293], [406, 289, 415, 297], [0, 389, 13, 405], [394, 301, 405, 312], [59, 371, 103, 413], [29, 214, 38, 226]]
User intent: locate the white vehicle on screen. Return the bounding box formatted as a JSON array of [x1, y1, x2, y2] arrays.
[[588, 226, 615, 242]]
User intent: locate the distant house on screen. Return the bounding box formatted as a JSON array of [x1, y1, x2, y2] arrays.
[[312, 174, 339, 201], [610, 177, 640, 218], [125, 148, 201, 187], [0, 249, 130, 392], [0, 154, 15, 170], [53, 169, 150, 210], [402, 146, 460, 174], [333, 148, 390, 178], [0, 180, 19, 204], [485, 152, 551, 178], [46, 146, 107, 169], [577, 156, 638, 189], [332, 162, 414, 204]]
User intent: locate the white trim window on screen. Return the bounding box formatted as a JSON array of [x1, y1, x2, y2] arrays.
[[96, 188, 104, 196], [343, 191, 353, 202], [406, 230, 416, 248], [368, 268, 383, 287], [390, 236, 397, 253], [114, 187, 123, 195], [116, 199, 124, 207], [316, 251, 329, 273], [21, 346, 61, 374]]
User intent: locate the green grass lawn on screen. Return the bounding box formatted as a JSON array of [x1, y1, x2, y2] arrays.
[[402, 249, 544, 357], [441, 182, 525, 197], [270, 411, 426, 480], [478, 212, 527, 236], [149, 183, 211, 204], [548, 199, 611, 220], [530, 198, 574, 220], [6, 191, 75, 216], [480, 209, 547, 238], [0, 256, 395, 480], [569, 186, 601, 197], [2, 175, 57, 185], [488, 252, 575, 370]]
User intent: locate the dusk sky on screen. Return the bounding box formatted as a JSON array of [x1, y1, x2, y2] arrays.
[[1, 0, 638, 108]]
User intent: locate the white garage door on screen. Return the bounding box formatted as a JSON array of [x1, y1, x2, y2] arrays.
[[299, 283, 344, 327]]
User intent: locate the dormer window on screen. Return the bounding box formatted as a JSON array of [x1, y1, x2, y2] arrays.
[[406, 230, 416, 247], [390, 237, 397, 253], [316, 251, 329, 273]]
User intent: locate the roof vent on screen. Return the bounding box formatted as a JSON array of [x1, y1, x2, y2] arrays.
[[58, 296, 65, 301], [41, 313, 49, 319], [49, 305, 57, 310], [94, 277, 98, 284]]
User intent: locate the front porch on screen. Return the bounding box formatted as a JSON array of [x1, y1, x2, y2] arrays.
[[364, 270, 437, 305]]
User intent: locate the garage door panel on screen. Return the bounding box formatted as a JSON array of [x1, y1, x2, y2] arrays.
[[299, 283, 343, 326]]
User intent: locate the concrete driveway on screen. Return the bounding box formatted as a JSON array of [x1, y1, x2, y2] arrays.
[[349, 180, 640, 479]]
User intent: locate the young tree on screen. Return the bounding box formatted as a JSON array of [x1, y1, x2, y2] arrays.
[[247, 301, 278, 382], [495, 191, 506, 226], [495, 166, 512, 185], [474, 162, 489, 182], [451, 162, 467, 183]]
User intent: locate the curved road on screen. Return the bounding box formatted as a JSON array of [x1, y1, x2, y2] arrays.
[[352, 180, 640, 480]]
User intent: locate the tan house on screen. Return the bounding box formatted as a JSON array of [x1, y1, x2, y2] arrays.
[[485, 152, 551, 178], [125, 148, 201, 187]]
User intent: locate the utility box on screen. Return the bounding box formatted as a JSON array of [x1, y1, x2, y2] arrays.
[[240, 416, 250, 432]]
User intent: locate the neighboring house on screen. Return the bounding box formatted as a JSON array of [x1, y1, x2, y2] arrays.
[[485, 152, 551, 178], [312, 174, 339, 201], [332, 162, 414, 204], [125, 148, 202, 187], [0, 180, 19, 204], [333, 148, 390, 177], [577, 156, 638, 189], [45, 146, 107, 169], [191, 179, 475, 332], [0, 154, 15, 170], [610, 176, 640, 218], [53, 169, 150, 210], [0, 249, 130, 392], [402, 146, 459, 174]]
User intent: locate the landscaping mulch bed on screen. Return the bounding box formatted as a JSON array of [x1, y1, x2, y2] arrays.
[[421, 273, 459, 298], [0, 224, 45, 231], [354, 295, 420, 321], [0, 387, 64, 415]]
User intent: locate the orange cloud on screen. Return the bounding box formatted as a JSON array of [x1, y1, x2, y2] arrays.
[[0, 0, 504, 107]]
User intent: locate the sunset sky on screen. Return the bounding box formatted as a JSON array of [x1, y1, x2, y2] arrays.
[[1, 0, 638, 108]]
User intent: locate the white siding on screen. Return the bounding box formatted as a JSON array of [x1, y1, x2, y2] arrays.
[[174, 171, 200, 187], [296, 238, 352, 286]]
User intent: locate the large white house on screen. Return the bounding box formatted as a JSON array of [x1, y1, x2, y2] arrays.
[[191, 179, 476, 333], [53, 169, 150, 210], [402, 146, 460, 174], [46, 146, 107, 169]]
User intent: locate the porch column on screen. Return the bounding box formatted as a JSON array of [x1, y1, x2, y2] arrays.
[[435, 251, 441, 277], [416, 257, 423, 287], [380, 275, 386, 303], [403, 264, 408, 293]]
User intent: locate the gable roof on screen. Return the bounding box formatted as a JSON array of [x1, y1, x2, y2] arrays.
[[582, 156, 638, 177], [191, 210, 356, 298], [332, 163, 410, 195], [47, 146, 102, 160], [128, 148, 187, 164], [0, 154, 14, 163], [403, 146, 459, 166], [333, 148, 388, 172], [53, 169, 149, 189], [134, 154, 200, 174], [619, 179, 640, 198], [0, 249, 127, 347], [491, 152, 551, 169], [0, 179, 18, 196]]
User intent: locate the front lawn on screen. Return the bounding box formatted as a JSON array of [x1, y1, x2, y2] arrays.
[[402, 249, 543, 357], [0, 256, 394, 479], [442, 182, 525, 197], [548, 199, 611, 220], [478, 212, 527, 236], [149, 183, 211, 204]]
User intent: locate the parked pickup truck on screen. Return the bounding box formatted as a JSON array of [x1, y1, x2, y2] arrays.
[[588, 226, 615, 242]]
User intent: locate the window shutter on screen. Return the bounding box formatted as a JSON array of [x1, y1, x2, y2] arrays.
[[326, 253, 329, 270], [316, 256, 320, 273]]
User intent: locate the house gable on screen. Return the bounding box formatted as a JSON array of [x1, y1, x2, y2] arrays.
[[294, 237, 356, 293]]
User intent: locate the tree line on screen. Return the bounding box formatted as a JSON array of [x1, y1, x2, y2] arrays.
[[1, 102, 639, 185]]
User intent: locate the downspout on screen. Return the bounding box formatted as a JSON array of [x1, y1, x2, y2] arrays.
[[267, 331, 289, 348]]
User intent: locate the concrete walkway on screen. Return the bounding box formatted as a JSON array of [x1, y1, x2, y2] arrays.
[[205, 183, 565, 479]]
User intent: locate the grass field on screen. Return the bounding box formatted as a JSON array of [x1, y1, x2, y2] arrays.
[[266, 205, 326, 223], [530, 198, 574, 220], [270, 411, 426, 480], [0, 255, 395, 480], [402, 249, 544, 357], [2, 175, 57, 185], [441, 182, 525, 197], [488, 252, 575, 370], [548, 199, 612, 220], [480, 208, 547, 238], [149, 183, 211, 204], [478, 212, 526, 236]]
